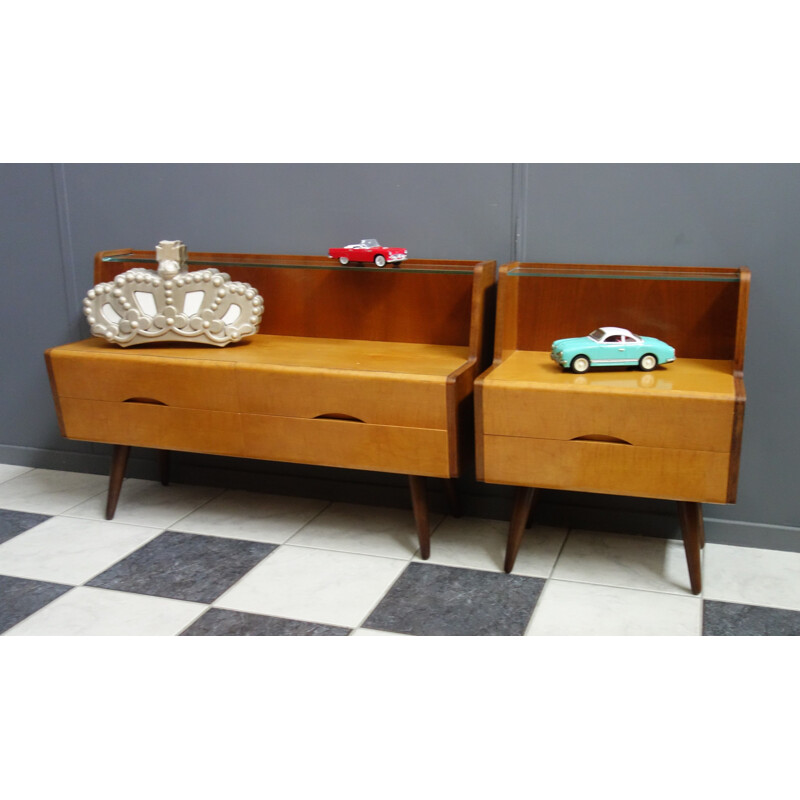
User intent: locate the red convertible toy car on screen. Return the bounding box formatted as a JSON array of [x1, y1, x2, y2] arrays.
[[328, 239, 408, 267]]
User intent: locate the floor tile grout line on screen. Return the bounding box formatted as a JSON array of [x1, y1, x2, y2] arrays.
[[72, 527, 168, 588], [271, 539, 419, 561], [513, 525, 570, 634], [173, 602, 216, 636], [3, 584, 212, 637], [161, 484, 242, 530], [702, 596, 800, 614], [204, 540, 289, 611], [55, 511, 173, 531], [280, 500, 437, 550], [0, 467, 35, 488], [350, 561, 413, 634], [543, 574, 697, 598], [325, 511, 454, 633], [48, 469, 114, 515], [698, 594, 705, 635], [544, 575, 702, 600], [1, 583, 83, 636], [278, 499, 336, 546], [207, 601, 354, 634]]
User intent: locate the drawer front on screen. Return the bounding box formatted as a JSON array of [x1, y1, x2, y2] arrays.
[[236, 365, 450, 429], [481, 434, 731, 503], [49, 350, 239, 412], [60, 398, 243, 456], [482, 384, 734, 452], [241, 414, 453, 477]]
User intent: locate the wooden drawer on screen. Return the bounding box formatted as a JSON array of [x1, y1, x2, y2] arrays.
[[481, 434, 731, 503], [59, 398, 243, 456], [237, 364, 449, 429], [482, 384, 734, 452], [480, 353, 737, 452], [241, 414, 453, 477], [48, 348, 239, 412]]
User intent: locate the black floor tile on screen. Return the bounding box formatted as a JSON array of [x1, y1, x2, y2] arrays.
[[181, 608, 350, 636], [703, 600, 800, 636], [0, 508, 51, 545], [0, 574, 72, 633], [364, 562, 545, 636], [86, 530, 277, 604]]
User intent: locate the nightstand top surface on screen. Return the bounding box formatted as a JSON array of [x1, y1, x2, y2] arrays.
[[483, 350, 736, 398], [53, 335, 471, 378]]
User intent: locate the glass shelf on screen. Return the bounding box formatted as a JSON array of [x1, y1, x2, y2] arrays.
[[507, 264, 742, 282], [102, 254, 478, 276]]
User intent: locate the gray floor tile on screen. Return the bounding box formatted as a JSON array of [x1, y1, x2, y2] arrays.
[[364, 562, 545, 636], [0, 574, 72, 633], [86, 530, 276, 604], [181, 608, 350, 636], [0, 509, 51, 545], [703, 600, 800, 636]]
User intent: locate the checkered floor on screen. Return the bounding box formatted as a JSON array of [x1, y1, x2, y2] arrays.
[[1, 462, 799, 636]]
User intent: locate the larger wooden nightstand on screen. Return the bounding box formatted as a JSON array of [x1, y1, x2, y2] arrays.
[[46, 249, 496, 558], [475, 262, 750, 594]]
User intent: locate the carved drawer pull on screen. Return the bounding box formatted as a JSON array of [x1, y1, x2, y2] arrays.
[[571, 434, 632, 445], [313, 413, 365, 423], [123, 397, 168, 406]]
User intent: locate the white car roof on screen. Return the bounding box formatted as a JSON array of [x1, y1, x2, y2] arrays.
[[598, 326, 635, 337]]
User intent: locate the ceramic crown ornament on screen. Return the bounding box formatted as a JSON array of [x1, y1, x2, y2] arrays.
[[83, 240, 264, 347]]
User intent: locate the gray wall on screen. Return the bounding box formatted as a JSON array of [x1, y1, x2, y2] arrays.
[[1, 163, 797, 548]]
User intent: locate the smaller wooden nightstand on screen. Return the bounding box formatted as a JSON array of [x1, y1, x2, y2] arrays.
[[475, 262, 750, 594]]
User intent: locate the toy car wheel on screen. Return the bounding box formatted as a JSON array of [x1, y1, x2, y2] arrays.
[[374, 254, 387, 267], [571, 355, 590, 374], [639, 354, 657, 371], [338, 257, 349, 265]]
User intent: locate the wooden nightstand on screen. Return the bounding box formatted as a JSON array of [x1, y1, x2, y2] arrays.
[[46, 249, 496, 558], [475, 262, 750, 594]]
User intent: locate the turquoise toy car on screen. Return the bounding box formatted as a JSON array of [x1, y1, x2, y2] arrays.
[[551, 326, 676, 373]]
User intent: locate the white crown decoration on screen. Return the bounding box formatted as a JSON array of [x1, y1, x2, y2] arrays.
[[83, 240, 264, 347]]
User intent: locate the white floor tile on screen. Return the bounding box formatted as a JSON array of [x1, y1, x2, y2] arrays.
[[0, 464, 33, 485], [526, 580, 702, 635], [4, 586, 206, 636], [552, 530, 695, 595], [171, 489, 329, 544], [286, 502, 434, 559], [0, 516, 160, 585], [63, 478, 224, 528], [703, 543, 800, 611], [0, 468, 107, 514], [214, 545, 407, 628], [414, 516, 566, 577]]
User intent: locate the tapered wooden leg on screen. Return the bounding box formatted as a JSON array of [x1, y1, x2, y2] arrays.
[[444, 478, 461, 518], [505, 487, 537, 573], [159, 450, 171, 486], [106, 444, 130, 520], [409, 475, 431, 560], [525, 489, 540, 529], [678, 501, 703, 595]]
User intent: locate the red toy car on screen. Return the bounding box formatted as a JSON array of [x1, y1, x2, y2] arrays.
[[328, 239, 408, 267]]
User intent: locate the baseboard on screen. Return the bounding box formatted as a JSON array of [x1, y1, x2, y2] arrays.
[[2, 443, 798, 552]]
